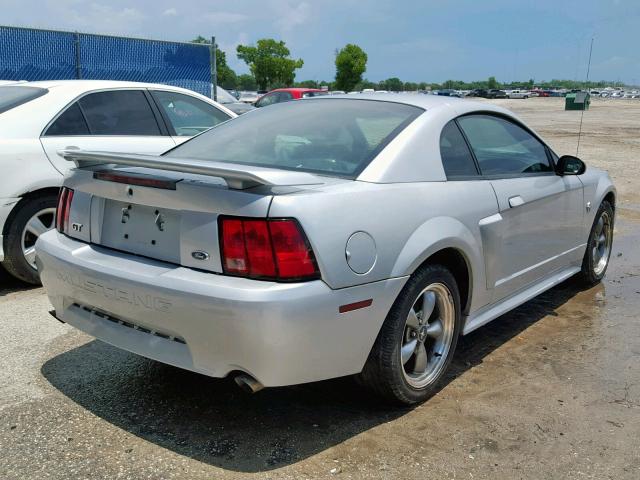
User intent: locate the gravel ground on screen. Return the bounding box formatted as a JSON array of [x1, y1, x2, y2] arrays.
[[1, 98, 639, 480]]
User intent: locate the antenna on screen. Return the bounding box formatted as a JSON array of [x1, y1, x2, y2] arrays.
[[576, 37, 594, 156]]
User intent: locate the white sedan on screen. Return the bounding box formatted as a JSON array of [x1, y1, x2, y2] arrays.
[[0, 80, 235, 283]]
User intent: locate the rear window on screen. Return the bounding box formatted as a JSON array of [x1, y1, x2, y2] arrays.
[[0, 86, 48, 114], [165, 99, 423, 177]]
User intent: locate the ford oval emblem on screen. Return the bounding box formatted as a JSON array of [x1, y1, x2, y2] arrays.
[[191, 251, 210, 261]]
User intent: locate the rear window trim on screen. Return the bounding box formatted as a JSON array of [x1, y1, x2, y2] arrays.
[[164, 98, 425, 180], [0, 86, 48, 114]]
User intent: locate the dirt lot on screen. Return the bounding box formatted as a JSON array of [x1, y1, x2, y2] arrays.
[[1, 98, 639, 480]]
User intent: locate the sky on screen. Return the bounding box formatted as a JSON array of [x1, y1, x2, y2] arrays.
[[2, 0, 639, 84]]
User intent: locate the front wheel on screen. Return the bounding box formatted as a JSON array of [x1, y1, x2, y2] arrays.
[[579, 200, 614, 285], [359, 264, 461, 405]]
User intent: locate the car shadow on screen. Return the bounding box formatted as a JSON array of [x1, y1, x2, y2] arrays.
[[0, 265, 37, 296], [41, 278, 595, 473]]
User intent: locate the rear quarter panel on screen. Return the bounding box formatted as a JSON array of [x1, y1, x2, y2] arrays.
[[269, 180, 499, 312]]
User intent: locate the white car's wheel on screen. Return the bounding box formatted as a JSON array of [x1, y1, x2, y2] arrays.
[[2, 193, 57, 284]]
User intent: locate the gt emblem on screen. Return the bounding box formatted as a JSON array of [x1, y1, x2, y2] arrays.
[[191, 251, 210, 261], [72, 223, 83, 232]]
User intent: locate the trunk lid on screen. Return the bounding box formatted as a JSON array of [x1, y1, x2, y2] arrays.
[[60, 151, 342, 273]]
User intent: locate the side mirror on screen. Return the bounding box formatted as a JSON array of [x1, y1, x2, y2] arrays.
[[557, 155, 586, 175]]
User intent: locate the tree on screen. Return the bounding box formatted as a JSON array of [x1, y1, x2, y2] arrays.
[[191, 36, 237, 88], [380, 77, 403, 91], [237, 74, 258, 91], [236, 39, 303, 90], [487, 76, 498, 89], [334, 44, 367, 92]]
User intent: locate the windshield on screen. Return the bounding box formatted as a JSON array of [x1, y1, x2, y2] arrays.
[[215, 86, 238, 104], [0, 86, 48, 114], [165, 99, 423, 178]]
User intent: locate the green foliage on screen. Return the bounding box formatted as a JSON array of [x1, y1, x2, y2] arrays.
[[294, 79, 321, 88], [190, 36, 236, 89], [236, 39, 304, 90], [335, 44, 368, 92], [487, 76, 498, 89], [378, 77, 403, 91], [237, 74, 258, 91]]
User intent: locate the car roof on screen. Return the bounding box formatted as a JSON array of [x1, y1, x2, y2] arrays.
[[311, 92, 511, 115], [19, 79, 207, 94]]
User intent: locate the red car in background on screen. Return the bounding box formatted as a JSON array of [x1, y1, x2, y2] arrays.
[[255, 88, 328, 107]]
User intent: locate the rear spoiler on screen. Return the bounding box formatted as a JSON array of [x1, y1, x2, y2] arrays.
[[59, 150, 323, 190]]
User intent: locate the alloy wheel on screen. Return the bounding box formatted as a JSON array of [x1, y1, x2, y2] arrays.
[[400, 282, 456, 389], [592, 210, 613, 276], [21, 207, 56, 270]]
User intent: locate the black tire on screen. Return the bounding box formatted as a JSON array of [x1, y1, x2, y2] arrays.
[[579, 200, 614, 285], [359, 264, 462, 405], [2, 193, 58, 285]]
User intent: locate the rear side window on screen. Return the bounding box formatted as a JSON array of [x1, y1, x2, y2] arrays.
[[151, 91, 231, 136], [78, 90, 161, 136], [166, 98, 423, 178], [457, 114, 552, 176], [0, 86, 48, 114], [439, 121, 478, 178], [45, 103, 89, 136]]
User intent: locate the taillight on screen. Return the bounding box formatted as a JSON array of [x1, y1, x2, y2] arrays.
[[55, 187, 74, 233], [219, 217, 319, 281]]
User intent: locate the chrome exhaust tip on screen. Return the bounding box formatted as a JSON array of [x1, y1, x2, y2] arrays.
[[234, 373, 264, 394]]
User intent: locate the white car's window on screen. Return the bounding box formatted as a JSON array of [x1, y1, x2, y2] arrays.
[[45, 103, 90, 136], [165, 99, 423, 178], [151, 91, 231, 136], [439, 120, 479, 178], [78, 90, 162, 136], [0, 86, 48, 114], [457, 114, 552, 176]]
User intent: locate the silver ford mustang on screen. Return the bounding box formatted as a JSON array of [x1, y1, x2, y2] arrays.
[[36, 94, 615, 405]]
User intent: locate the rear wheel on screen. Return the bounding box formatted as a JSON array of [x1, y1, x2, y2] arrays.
[[359, 264, 461, 405], [2, 194, 57, 284], [579, 200, 614, 285]]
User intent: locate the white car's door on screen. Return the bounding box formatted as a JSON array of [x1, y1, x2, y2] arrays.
[[457, 114, 584, 301], [40, 89, 176, 174], [148, 90, 233, 146]]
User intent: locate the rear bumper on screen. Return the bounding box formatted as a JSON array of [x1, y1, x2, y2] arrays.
[[36, 231, 407, 387]]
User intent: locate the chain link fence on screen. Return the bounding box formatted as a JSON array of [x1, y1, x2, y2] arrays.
[[0, 26, 213, 97]]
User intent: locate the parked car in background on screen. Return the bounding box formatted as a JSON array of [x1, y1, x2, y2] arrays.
[[508, 89, 530, 99], [486, 89, 508, 99], [435, 89, 463, 97], [466, 89, 487, 98], [238, 91, 260, 104], [0, 80, 235, 283], [214, 86, 256, 115], [37, 94, 615, 405], [254, 88, 329, 108]]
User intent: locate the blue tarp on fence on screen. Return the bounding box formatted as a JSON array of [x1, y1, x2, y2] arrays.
[[0, 26, 212, 97]]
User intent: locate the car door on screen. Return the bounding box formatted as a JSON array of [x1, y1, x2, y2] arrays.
[[457, 114, 584, 301], [149, 90, 233, 145], [40, 89, 175, 174]]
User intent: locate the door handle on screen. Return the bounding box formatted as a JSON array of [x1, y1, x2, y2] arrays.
[[508, 195, 525, 208]]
